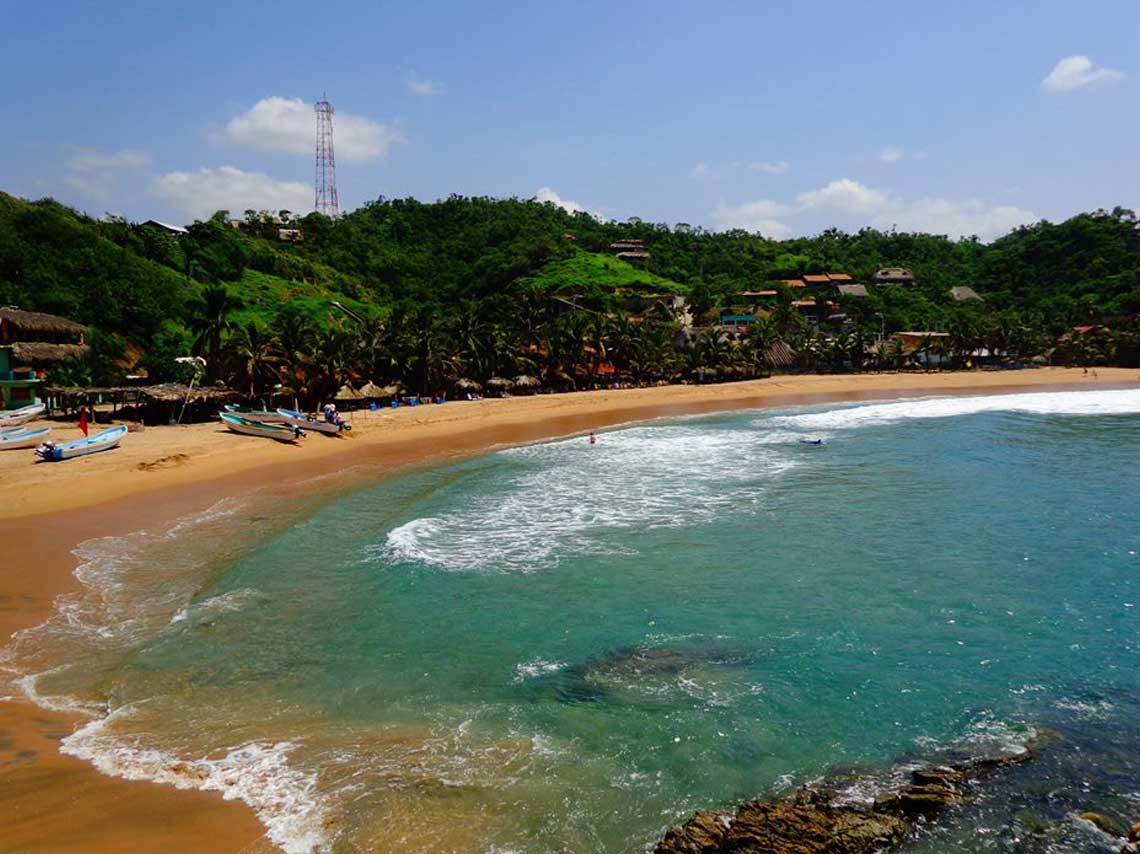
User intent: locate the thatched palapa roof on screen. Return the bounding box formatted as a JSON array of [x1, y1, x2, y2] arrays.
[[9, 342, 90, 365], [357, 381, 390, 398], [512, 375, 541, 389], [485, 377, 514, 390], [764, 340, 798, 368], [138, 383, 239, 404], [454, 378, 482, 392], [335, 384, 365, 400], [0, 308, 88, 338]]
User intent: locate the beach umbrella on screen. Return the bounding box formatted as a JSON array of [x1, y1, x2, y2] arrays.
[[485, 377, 515, 395], [357, 381, 387, 399]]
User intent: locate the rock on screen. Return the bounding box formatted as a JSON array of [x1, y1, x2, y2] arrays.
[[1079, 811, 1127, 838], [1130, 821, 1140, 842], [655, 810, 732, 853]]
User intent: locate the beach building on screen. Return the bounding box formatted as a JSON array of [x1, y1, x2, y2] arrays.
[[610, 239, 651, 263], [873, 267, 916, 285], [140, 219, 188, 236], [0, 308, 89, 410], [949, 286, 982, 302], [892, 331, 950, 366], [836, 284, 869, 298]]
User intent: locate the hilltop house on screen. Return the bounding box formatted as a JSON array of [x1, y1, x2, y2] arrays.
[[141, 219, 188, 236], [873, 267, 915, 285], [949, 286, 982, 302], [0, 308, 89, 410], [610, 239, 651, 263]]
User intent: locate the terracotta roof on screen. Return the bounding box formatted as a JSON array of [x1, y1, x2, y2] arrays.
[[736, 290, 778, 297], [826, 273, 853, 282], [802, 275, 830, 284], [781, 279, 806, 288]]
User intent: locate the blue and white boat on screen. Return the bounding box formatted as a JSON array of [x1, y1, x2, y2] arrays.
[[0, 403, 46, 426], [220, 412, 302, 442], [35, 424, 126, 461], [276, 408, 348, 435], [0, 425, 51, 450]]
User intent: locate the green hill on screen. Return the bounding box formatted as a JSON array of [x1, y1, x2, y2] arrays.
[[518, 251, 689, 297]]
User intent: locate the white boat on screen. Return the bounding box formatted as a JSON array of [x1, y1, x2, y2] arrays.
[[0, 425, 51, 450], [276, 408, 348, 435], [0, 403, 46, 426], [223, 405, 288, 424], [220, 412, 302, 442], [35, 424, 126, 461]]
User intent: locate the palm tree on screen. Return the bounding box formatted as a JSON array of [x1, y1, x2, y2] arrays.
[[189, 285, 240, 379], [225, 323, 282, 401]]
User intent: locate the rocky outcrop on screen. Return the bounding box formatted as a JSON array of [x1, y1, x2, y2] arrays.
[[656, 747, 1038, 854]]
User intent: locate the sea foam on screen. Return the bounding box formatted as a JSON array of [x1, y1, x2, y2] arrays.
[[381, 423, 797, 572], [773, 387, 1140, 435]]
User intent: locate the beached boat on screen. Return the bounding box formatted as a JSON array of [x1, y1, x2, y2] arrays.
[[276, 408, 348, 435], [0, 403, 46, 426], [0, 425, 51, 450], [35, 424, 126, 461], [223, 404, 288, 424], [220, 412, 302, 442]]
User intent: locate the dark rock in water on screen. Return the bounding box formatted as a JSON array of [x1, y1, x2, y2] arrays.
[[656, 742, 1044, 853], [657, 788, 907, 854], [1130, 821, 1140, 842], [548, 642, 757, 704]]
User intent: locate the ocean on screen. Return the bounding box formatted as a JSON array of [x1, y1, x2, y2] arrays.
[[5, 388, 1140, 852]]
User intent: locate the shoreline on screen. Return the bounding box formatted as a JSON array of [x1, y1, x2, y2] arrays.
[[2, 368, 1137, 852]]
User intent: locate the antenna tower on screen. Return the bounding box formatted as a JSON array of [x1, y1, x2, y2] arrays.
[[314, 98, 339, 216]]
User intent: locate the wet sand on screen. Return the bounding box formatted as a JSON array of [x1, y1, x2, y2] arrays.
[[1, 369, 1136, 851]]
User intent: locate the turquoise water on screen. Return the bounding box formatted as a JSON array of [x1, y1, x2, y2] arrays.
[[7, 389, 1140, 852]]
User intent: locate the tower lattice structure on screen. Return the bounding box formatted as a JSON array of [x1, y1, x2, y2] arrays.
[[314, 99, 339, 216]]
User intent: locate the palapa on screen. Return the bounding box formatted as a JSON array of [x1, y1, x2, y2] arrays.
[[335, 384, 365, 400]]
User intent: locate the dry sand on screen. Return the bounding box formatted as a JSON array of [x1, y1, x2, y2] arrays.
[[1, 368, 1136, 851]]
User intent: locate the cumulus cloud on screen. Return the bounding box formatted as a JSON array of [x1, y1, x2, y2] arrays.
[[749, 160, 789, 175], [689, 162, 714, 179], [878, 147, 904, 163], [222, 97, 404, 161], [406, 73, 444, 96], [796, 178, 893, 215], [64, 146, 151, 171], [711, 199, 793, 238], [873, 198, 1037, 241], [153, 166, 312, 220], [712, 177, 1032, 241], [1041, 55, 1124, 93], [534, 187, 604, 220]]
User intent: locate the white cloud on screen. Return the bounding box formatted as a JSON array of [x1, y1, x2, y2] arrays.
[[749, 160, 789, 175], [153, 166, 312, 221], [222, 97, 404, 162], [689, 162, 714, 179], [534, 186, 604, 220], [873, 198, 1037, 241], [796, 178, 893, 215], [1041, 55, 1124, 93], [407, 73, 444, 96], [878, 146, 904, 163], [711, 199, 793, 237], [64, 146, 151, 171]]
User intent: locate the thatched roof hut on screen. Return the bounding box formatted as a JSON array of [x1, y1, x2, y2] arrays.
[[335, 384, 364, 401], [8, 341, 91, 366], [454, 378, 482, 392], [512, 375, 541, 394], [764, 340, 798, 369], [485, 377, 515, 395], [137, 383, 239, 405], [0, 308, 87, 342], [357, 381, 388, 399]]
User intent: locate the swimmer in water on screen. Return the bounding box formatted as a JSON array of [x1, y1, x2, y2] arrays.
[[588, 432, 597, 445]]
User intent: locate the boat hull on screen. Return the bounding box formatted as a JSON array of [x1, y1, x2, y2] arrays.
[[37, 425, 127, 461], [224, 405, 287, 424], [0, 404, 46, 427], [0, 426, 51, 450], [220, 412, 300, 442], [276, 409, 346, 435]]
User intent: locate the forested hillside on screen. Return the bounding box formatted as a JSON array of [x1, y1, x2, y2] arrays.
[[0, 191, 1137, 400]]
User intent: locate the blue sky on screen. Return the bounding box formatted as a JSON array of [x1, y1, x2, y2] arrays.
[[1, 0, 1135, 240]]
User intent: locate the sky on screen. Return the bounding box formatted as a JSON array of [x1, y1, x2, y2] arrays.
[[1, 0, 1136, 241]]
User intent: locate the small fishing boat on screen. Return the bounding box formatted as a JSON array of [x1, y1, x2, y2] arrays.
[[35, 424, 126, 461], [0, 425, 51, 450], [0, 403, 46, 426], [276, 408, 348, 435], [223, 404, 288, 424], [220, 412, 303, 442]]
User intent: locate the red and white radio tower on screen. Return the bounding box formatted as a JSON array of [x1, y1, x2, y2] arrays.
[[314, 97, 339, 216]]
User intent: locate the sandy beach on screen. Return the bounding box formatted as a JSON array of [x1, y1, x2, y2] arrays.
[[2, 368, 1137, 852]]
